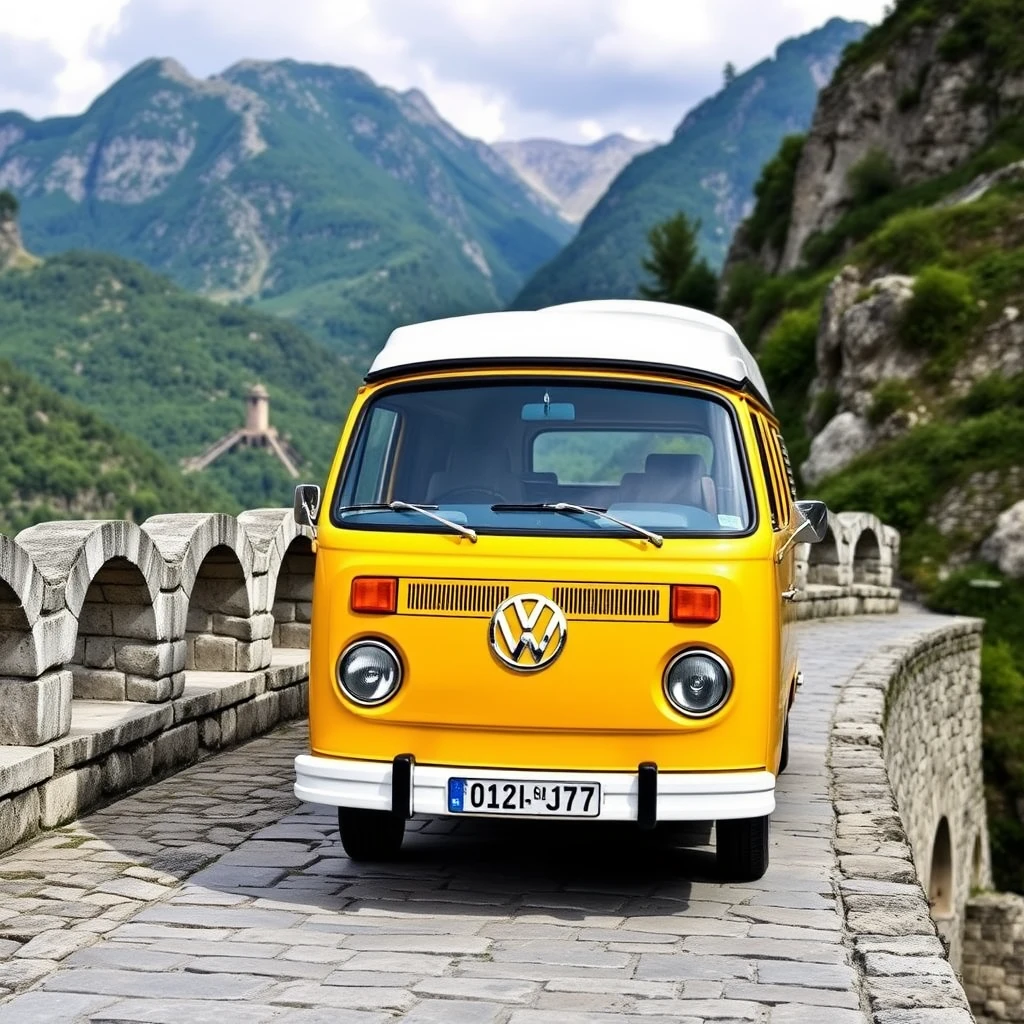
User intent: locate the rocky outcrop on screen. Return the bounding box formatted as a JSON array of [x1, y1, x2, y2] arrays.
[[981, 501, 1024, 579], [781, 19, 1024, 271], [0, 198, 35, 272], [801, 266, 925, 484]]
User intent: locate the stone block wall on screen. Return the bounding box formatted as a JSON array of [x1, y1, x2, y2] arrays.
[[883, 624, 990, 969], [964, 893, 1024, 1022], [0, 510, 314, 746], [793, 509, 901, 619], [830, 618, 992, 1021]]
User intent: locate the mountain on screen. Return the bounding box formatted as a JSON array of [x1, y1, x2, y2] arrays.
[[511, 17, 868, 311], [0, 58, 572, 363], [718, 0, 1024, 891], [0, 228, 361, 510], [494, 135, 655, 224], [0, 358, 231, 535]]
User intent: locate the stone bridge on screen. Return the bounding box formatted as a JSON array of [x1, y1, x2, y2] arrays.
[[0, 507, 1014, 1023]]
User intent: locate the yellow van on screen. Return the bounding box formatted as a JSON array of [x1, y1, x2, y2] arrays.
[[293, 299, 828, 880]]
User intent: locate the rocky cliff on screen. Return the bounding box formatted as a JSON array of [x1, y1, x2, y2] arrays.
[[778, 4, 1024, 271], [720, 0, 1024, 901], [0, 191, 36, 272]]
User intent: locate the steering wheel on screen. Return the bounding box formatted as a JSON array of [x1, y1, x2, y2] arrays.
[[432, 487, 508, 504]]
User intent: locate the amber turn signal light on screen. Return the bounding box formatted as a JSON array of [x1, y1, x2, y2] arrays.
[[351, 577, 398, 614], [670, 585, 720, 623]]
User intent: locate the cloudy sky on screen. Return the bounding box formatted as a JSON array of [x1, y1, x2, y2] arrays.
[[0, 0, 888, 143]]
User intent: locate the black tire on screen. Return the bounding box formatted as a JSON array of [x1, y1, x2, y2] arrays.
[[338, 807, 406, 861], [716, 815, 770, 881], [778, 713, 790, 775]]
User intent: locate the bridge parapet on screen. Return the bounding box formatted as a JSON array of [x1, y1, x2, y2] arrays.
[[831, 617, 991, 1019], [794, 510, 901, 619]]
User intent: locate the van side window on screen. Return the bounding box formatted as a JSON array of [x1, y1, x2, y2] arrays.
[[776, 434, 798, 502], [765, 429, 791, 528], [752, 415, 782, 531]]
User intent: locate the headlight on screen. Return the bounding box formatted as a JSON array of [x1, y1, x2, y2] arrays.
[[337, 640, 402, 706], [664, 649, 731, 718]]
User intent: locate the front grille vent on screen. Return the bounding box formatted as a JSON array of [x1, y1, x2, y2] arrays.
[[552, 585, 661, 619], [406, 582, 510, 614]]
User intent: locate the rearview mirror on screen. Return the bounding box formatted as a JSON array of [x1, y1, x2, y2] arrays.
[[293, 484, 321, 528], [521, 402, 576, 421], [794, 500, 829, 544]]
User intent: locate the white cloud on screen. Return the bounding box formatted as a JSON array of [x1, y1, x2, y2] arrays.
[[0, 0, 890, 140]]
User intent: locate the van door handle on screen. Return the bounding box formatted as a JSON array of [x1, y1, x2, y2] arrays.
[[782, 589, 799, 601]]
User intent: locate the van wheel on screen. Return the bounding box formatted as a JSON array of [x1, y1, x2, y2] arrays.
[[338, 808, 405, 861], [778, 713, 790, 775], [716, 815, 770, 881]]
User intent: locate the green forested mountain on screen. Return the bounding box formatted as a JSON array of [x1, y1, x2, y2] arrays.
[[0, 58, 571, 363], [512, 18, 866, 310], [0, 359, 231, 534], [0, 250, 361, 509], [719, 0, 1024, 889]]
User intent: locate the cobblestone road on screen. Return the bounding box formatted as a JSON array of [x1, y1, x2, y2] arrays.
[[0, 611, 948, 1023]]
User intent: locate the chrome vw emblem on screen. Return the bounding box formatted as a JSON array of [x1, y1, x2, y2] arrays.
[[488, 594, 567, 672]]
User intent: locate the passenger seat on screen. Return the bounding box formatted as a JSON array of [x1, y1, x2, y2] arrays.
[[631, 453, 717, 514]]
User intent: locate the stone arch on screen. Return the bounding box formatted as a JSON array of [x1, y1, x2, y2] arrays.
[[71, 556, 179, 702], [0, 577, 31, 676], [270, 535, 315, 648], [929, 817, 954, 919], [852, 527, 882, 585], [807, 521, 842, 585], [185, 544, 266, 672]]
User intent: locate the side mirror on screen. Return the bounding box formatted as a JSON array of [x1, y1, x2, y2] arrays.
[[794, 500, 829, 544], [293, 484, 321, 528]]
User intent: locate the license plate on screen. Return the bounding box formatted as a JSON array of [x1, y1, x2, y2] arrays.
[[448, 778, 601, 817]]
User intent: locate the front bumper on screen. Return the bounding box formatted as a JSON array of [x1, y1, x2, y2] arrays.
[[294, 753, 775, 822]]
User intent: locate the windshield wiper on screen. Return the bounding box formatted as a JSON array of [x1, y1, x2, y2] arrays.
[[338, 501, 478, 543], [491, 502, 663, 548]]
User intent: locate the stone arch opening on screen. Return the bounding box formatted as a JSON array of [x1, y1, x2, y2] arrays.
[[72, 557, 172, 702], [186, 545, 264, 671], [0, 579, 30, 675], [929, 817, 954, 918], [852, 528, 882, 585], [272, 536, 315, 649], [807, 524, 841, 585]]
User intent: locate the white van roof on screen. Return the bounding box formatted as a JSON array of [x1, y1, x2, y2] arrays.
[[366, 299, 772, 409]]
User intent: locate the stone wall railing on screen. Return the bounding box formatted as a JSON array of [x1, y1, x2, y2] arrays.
[[964, 892, 1024, 1022], [0, 510, 314, 851], [830, 619, 990, 1022], [793, 510, 901, 619]]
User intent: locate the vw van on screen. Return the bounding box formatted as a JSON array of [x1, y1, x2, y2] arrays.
[[293, 299, 828, 880]]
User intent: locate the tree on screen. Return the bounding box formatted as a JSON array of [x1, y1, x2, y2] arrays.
[[0, 191, 18, 221], [723, 62, 737, 87], [639, 212, 718, 313]]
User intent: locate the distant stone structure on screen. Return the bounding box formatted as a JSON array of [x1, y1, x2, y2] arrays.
[[184, 384, 300, 477]]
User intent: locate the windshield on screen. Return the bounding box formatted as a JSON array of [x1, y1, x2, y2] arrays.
[[334, 379, 753, 537]]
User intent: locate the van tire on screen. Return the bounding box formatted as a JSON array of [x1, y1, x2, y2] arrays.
[[778, 714, 790, 775], [338, 808, 405, 861], [716, 815, 770, 881]]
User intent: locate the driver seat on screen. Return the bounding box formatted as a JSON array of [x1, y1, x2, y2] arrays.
[[426, 447, 522, 504]]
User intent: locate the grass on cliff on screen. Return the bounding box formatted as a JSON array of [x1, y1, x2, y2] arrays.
[[838, 0, 1024, 78]]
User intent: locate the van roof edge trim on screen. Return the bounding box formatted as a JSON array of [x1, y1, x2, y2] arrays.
[[361, 357, 774, 412], [365, 301, 773, 411]]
